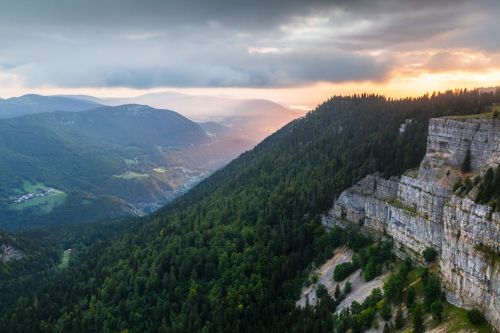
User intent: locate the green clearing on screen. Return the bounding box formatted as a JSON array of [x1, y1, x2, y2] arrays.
[[14, 180, 46, 194], [153, 167, 166, 174], [439, 304, 490, 333], [444, 112, 494, 120], [124, 158, 138, 166], [401, 264, 489, 333], [10, 181, 67, 213], [113, 171, 150, 180], [58, 249, 71, 269], [81, 199, 93, 206]]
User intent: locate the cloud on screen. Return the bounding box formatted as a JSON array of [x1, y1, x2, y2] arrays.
[[0, 0, 498, 89], [124, 32, 162, 41], [423, 51, 500, 73]]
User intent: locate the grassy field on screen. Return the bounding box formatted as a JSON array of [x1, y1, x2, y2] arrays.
[[444, 104, 500, 120], [437, 304, 490, 333], [58, 249, 71, 269], [444, 112, 494, 120], [153, 167, 166, 173], [10, 181, 67, 213], [113, 171, 150, 180]]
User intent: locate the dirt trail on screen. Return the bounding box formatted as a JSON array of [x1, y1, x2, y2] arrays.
[[336, 270, 388, 312], [296, 246, 353, 307], [296, 245, 389, 316]]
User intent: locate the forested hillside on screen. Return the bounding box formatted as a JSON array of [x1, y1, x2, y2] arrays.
[[2, 89, 499, 332], [0, 217, 143, 315]]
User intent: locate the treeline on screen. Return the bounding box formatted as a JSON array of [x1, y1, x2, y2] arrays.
[[1, 89, 499, 332]]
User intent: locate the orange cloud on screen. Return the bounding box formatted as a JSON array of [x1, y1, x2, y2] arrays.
[[424, 51, 500, 73]]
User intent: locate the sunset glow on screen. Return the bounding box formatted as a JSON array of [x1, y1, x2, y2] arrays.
[[0, 0, 499, 112]]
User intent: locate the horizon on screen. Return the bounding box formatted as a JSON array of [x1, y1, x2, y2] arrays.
[[1, 0, 499, 113], [2, 85, 499, 114]]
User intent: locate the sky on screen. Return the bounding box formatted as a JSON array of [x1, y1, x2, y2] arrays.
[[0, 0, 499, 109]]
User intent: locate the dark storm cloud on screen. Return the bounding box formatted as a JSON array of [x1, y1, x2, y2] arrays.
[[0, 0, 497, 88]]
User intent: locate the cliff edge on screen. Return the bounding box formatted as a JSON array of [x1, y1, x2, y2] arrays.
[[323, 116, 500, 330]]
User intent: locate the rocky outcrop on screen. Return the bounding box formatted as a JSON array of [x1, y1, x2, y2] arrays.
[[0, 244, 24, 263], [323, 116, 500, 330], [420, 118, 500, 180]]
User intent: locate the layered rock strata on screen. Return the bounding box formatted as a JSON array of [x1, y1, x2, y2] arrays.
[[323, 117, 500, 330]]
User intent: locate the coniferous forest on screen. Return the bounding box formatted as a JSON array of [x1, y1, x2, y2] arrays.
[[1, 89, 500, 332]]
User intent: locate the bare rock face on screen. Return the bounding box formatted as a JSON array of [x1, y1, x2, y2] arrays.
[[0, 244, 24, 263], [420, 118, 500, 180], [323, 116, 500, 330], [441, 197, 500, 329]]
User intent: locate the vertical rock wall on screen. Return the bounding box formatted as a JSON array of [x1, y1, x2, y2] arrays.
[[323, 117, 500, 330]]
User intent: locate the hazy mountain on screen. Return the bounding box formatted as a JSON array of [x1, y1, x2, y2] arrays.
[[198, 121, 232, 137], [0, 104, 248, 230], [69, 91, 303, 143], [0, 94, 102, 118]]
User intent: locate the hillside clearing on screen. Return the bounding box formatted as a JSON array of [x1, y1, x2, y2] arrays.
[[113, 171, 150, 180]]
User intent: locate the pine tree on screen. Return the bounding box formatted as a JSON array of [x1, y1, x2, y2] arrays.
[[406, 287, 416, 307], [394, 307, 405, 330], [480, 168, 495, 203], [462, 148, 472, 173], [494, 166, 500, 197], [413, 305, 425, 333], [343, 281, 352, 295], [381, 301, 392, 321], [363, 261, 379, 281], [334, 284, 341, 300], [430, 301, 443, 322]]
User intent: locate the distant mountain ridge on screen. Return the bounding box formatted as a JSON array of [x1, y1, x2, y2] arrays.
[[66, 91, 303, 143], [0, 94, 101, 118], [26, 104, 209, 149]]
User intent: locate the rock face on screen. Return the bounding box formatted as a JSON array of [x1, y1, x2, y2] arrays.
[[421, 118, 500, 180], [0, 231, 25, 263], [0, 244, 24, 263], [323, 117, 500, 330]]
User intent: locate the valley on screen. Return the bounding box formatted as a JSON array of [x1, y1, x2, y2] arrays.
[[0, 100, 257, 230]]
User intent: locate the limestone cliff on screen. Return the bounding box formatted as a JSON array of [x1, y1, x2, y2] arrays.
[[0, 244, 24, 263], [323, 116, 500, 330], [0, 231, 25, 263]]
